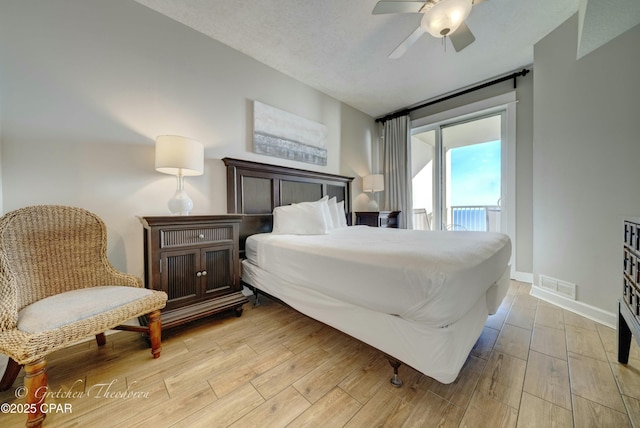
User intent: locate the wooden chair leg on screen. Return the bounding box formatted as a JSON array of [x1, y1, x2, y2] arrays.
[[95, 332, 106, 347], [24, 358, 47, 428], [0, 357, 22, 391], [148, 310, 162, 359]]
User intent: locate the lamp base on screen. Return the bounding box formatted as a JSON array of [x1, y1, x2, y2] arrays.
[[168, 191, 193, 215], [168, 175, 193, 215], [367, 198, 379, 211]]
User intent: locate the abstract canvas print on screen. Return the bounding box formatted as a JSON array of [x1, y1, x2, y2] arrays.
[[253, 101, 327, 166]]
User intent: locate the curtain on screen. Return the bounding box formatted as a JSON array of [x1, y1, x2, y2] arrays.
[[382, 115, 413, 229]]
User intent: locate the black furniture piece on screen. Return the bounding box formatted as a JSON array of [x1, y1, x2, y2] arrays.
[[355, 211, 400, 228], [620, 218, 640, 363]]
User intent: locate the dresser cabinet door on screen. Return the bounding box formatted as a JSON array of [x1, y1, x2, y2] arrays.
[[160, 248, 200, 311], [203, 244, 236, 298], [160, 244, 238, 309]]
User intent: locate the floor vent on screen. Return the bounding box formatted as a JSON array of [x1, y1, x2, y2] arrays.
[[539, 275, 576, 300]]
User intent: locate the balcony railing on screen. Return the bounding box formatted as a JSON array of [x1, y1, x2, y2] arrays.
[[412, 206, 501, 231], [450, 205, 501, 232]]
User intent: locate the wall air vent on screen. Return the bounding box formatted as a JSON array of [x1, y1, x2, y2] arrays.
[[539, 275, 577, 300]]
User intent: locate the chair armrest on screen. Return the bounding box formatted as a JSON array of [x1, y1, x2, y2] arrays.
[[0, 298, 18, 331], [96, 262, 144, 289], [108, 271, 143, 288], [0, 272, 18, 330]]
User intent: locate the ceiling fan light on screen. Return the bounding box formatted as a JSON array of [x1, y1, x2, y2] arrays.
[[420, 0, 473, 38]]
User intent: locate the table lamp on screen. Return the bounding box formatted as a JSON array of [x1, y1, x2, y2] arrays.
[[363, 174, 384, 211], [155, 135, 204, 215]]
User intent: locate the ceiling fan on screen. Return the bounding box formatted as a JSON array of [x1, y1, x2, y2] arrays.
[[373, 0, 487, 58]]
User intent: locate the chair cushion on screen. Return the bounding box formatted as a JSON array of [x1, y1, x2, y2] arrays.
[[17, 286, 155, 333]]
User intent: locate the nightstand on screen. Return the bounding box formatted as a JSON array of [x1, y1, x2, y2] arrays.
[[140, 215, 248, 329], [355, 211, 400, 228]]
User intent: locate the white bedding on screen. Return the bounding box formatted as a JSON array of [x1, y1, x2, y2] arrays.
[[242, 260, 496, 384], [246, 226, 511, 327]]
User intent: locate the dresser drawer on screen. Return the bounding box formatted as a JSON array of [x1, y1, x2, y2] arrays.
[[630, 283, 640, 316], [160, 226, 234, 248], [625, 221, 640, 250], [624, 248, 636, 278]]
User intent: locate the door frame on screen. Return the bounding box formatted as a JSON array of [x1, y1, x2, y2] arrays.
[[411, 92, 517, 277]]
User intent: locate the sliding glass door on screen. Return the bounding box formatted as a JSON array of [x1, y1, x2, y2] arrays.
[[412, 113, 504, 232]]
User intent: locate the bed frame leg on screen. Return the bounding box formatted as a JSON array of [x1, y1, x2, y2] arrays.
[[253, 286, 261, 306], [388, 358, 403, 388]]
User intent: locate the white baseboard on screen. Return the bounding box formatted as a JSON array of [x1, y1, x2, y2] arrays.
[[512, 271, 533, 283], [530, 285, 616, 328]]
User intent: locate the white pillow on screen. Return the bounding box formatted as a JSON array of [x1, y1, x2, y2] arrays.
[[336, 200, 348, 228], [272, 198, 330, 235], [327, 197, 342, 229], [320, 196, 334, 230]]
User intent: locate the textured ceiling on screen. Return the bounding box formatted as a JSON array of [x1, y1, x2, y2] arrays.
[[133, 0, 636, 118], [578, 0, 640, 58]]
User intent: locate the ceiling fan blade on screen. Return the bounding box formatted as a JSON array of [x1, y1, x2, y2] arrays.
[[372, 1, 426, 15], [449, 21, 476, 52], [389, 26, 425, 59]]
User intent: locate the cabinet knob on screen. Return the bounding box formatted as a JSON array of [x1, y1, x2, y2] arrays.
[[198, 234, 205, 239], [196, 271, 202, 277], [201, 270, 207, 276]]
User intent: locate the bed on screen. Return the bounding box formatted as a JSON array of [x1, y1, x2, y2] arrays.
[[224, 157, 511, 385]]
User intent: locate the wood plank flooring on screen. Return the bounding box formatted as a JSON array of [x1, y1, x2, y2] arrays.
[[1, 281, 639, 427]]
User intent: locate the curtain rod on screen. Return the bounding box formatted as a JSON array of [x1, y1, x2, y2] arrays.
[[375, 68, 530, 123]]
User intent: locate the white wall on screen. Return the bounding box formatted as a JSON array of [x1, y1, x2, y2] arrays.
[[0, 0, 375, 277], [533, 15, 640, 317], [0, 94, 3, 214], [339, 102, 379, 223]]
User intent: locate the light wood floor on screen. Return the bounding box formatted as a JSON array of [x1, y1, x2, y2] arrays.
[[2, 281, 639, 427]]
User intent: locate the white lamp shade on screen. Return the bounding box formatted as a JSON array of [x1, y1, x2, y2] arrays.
[[363, 174, 384, 193], [421, 0, 473, 38], [155, 135, 204, 176]]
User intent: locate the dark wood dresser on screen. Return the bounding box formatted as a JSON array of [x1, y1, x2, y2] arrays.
[[620, 218, 640, 363], [140, 215, 248, 329], [355, 211, 400, 228]]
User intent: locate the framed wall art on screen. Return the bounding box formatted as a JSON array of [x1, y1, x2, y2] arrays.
[[253, 101, 327, 166]]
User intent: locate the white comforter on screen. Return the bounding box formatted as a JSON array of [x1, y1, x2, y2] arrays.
[[246, 226, 511, 327]]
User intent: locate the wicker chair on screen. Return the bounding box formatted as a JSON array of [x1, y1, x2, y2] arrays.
[[0, 205, 168, 428]]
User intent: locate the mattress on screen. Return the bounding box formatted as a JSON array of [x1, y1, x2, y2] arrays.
[[246, 226, 511, 327]]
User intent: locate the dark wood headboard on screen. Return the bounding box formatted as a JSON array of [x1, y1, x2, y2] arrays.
[[223, 157, 353, 252]]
